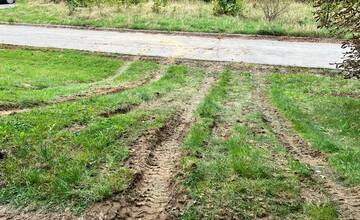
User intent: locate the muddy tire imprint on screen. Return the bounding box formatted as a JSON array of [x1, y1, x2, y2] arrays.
[[252, 73, 360, 220], [0, 66, 169, 220], [85, 77, 216, 220], [0, 64, 164, 117]]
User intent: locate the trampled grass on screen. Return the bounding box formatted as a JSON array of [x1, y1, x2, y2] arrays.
[[0, 0, 333, 38], [0, 48, 210, 213], [1, 47, 359, 219], [181, 71, 337, 219], [268, 74, 360, 185]]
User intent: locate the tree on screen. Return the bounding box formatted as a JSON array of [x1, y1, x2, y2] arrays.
[[314, 0, 360, 78]]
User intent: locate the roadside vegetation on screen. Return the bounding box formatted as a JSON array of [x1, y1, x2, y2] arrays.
[[180, 70, 337, 219], [0, 0, 333, 38], [0, 48, 122, 109], [315, 0, 360, 78], [0, 47, 210, 213], [268, 73, 360, 185], [1, 47, 360, 219]]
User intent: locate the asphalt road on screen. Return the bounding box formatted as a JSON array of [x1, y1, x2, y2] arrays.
[[0, 24, 344, 68]]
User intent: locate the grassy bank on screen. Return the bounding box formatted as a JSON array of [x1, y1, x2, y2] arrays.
[[0, 0, 332, 38], [268, 74, 360, 185]]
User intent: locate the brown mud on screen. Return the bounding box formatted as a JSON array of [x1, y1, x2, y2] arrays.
[[0, 74, 215, 220], [85, 76, 216, 220], [99, 104, 138, 118]]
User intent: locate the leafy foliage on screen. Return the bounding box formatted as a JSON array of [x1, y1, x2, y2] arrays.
[[152, 0, 168, 13], [315, 0, 360, 78], [212, 0, 243, 16]]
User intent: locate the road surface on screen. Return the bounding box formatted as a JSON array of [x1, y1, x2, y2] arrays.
[[0, 24, 344, 68]]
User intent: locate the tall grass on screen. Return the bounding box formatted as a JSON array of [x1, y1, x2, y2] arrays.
[[0, 0, 332, 37]]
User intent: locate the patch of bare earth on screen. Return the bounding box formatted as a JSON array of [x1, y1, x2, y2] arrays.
[[0, 207, 74, 220], [0, 63, 164, 117], [84, 77, 216, 220], [252, 73, 360, 220]]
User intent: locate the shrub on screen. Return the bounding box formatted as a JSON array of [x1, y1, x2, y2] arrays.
[[117, 0, 142, 6], [152, 0, 168, 13], [65, 0, 83, 13], [257, 0, 290, 21], [315, 0, 360, 79], [212, 0, 244, 16]]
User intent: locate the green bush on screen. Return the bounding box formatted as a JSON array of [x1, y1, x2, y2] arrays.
[[212, 0, 243, 16], [152, 0, 168, 13], [315, 0, 360, 78]]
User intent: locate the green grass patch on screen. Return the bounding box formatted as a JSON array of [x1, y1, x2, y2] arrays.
[[0, 48, 123, 108], [306, 204, 338, 220], [268, 73, 360, 185], [0, 0, 333, 38], [115, 61, 159, 83]]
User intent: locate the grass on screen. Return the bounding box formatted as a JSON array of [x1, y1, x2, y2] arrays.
[[268, 73, 360, 185], [0, 48, 211, 213], [0, 0, 333, 38], [181, 70, 337, 219], [0, 48, 123, 109], [2, 47, 357, 219], [115, 61, 159, 83]]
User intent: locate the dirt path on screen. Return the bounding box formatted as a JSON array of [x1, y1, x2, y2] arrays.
[[85, 76, 216, 220], [0, 63, 164, 117], [252, 73, 360, 220]]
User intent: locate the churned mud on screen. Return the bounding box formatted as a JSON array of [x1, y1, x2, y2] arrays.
[[2, 61, 358, 220], [99, 104, 138, 118], [85, 77, 216, 220], [252, 73, 360, 220]]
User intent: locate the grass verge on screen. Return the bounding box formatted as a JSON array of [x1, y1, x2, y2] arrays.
[[0, 0, 333, 38], [180, 70, 337, 219], [0, 48, 122, 109], [268, 73, 360, 185]]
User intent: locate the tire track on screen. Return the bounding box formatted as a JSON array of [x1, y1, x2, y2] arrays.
[[85, 76, 216, 220], [0, 64, 164, 117], [252, 73, 360, 220]]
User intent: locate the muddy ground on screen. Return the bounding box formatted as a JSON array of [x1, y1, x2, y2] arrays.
[[0, 57, 358, 220]]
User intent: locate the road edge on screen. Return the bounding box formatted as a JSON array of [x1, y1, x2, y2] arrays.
[[0, 22, 343, 44]]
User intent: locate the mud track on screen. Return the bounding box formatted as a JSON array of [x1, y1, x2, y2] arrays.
[[253, 73, 360, 220], [0, 63, 164, 117], [85, 77, 216, 220]]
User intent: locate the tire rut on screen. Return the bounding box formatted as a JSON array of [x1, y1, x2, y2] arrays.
[[252, 73, 360, 220], [85, 76, 216, 220], [0, 64, 164, 117]]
